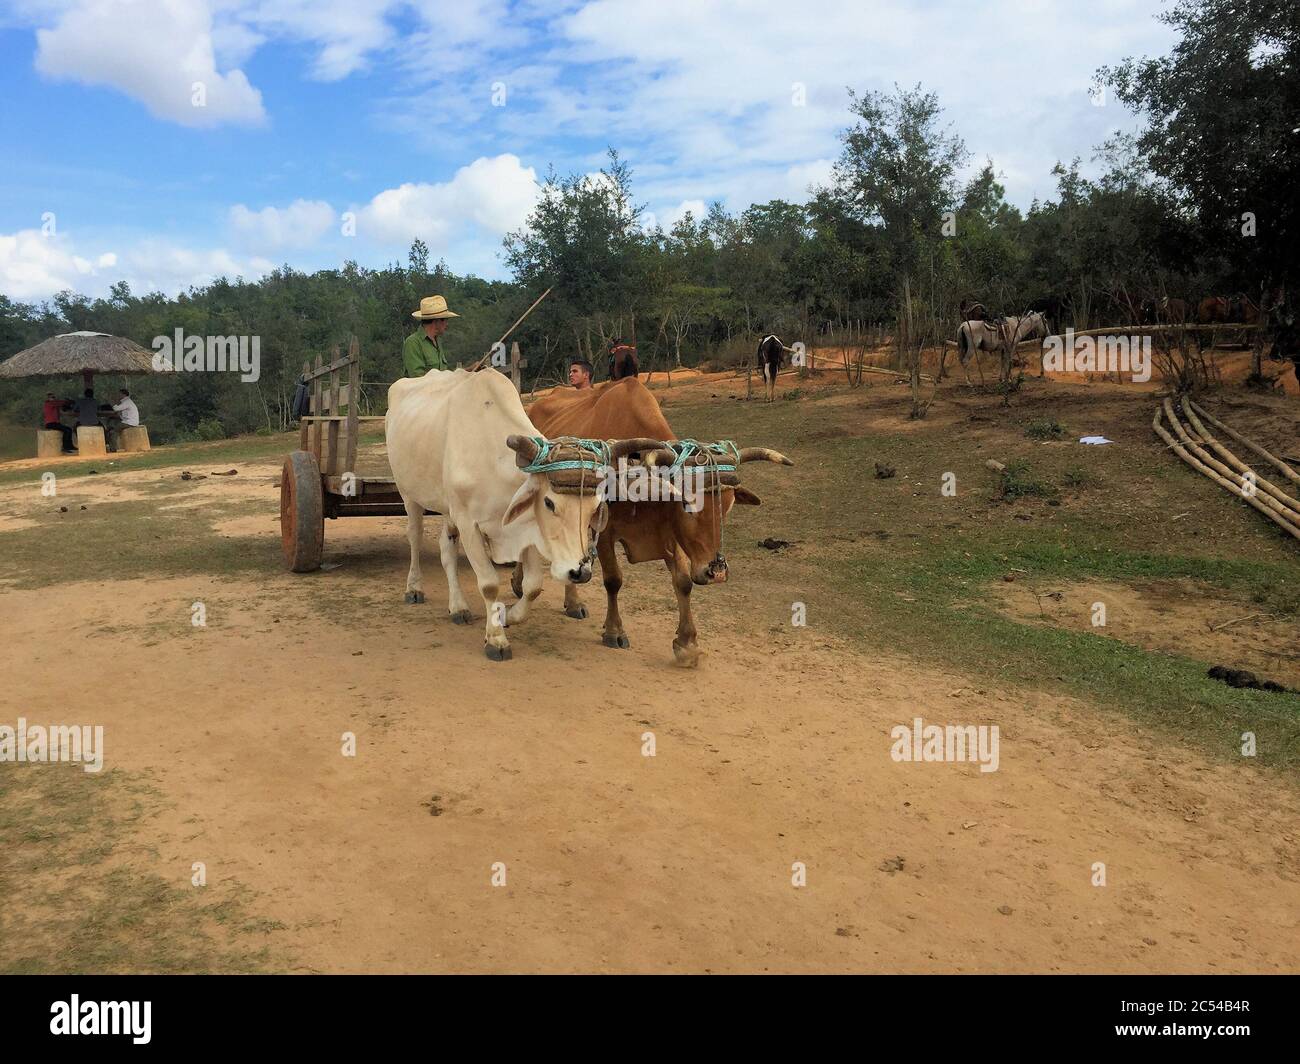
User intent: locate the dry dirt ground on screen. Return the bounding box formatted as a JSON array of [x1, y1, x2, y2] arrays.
[[2, 369, 1299, 974]]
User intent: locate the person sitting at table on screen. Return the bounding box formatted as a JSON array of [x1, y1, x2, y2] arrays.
[[75, 388, 101, 431], [107, 388, 140, 451], [42, 392, 77, 453]]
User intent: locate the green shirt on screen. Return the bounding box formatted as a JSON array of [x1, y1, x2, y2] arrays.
[[403, 331, 448, 377]]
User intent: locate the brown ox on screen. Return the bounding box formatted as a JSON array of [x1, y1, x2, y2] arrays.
[[526, 376, 792, 666]]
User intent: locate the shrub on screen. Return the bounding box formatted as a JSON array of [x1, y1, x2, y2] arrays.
[[1024, 417, 1066, 440], [997, 460, 1057, 500], [195, 418, 225, 441]]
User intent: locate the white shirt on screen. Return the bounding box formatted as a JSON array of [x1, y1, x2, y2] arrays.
[[113, 397, 140, 427]]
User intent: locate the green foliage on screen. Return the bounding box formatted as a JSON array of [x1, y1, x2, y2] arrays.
[[997, 460, 1058, 500], [1024, 417, 1067, 440], [1100, 0, 1300, 289]]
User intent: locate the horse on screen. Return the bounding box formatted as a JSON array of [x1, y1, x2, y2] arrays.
[[1230, 293, 1261, 324], [1005, 311, 1050, 344], [1197, 296, 1230, 324], [947, 318, 1011, 384], [756, 335, 785, 402], [999, 312, 1051, 375], [1151, 296, 1188, 324], [942, 310, 1049, 383]]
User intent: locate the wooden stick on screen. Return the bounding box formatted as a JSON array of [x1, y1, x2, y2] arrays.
[[1163, 399, 1300, 525], [1186, 399, 1300, 487], [467, 286, 553, 372], [1153, 406, 1300, 541], [856, 363, 935, 383], [1209, 612, 1264, 632], [1180, 401, 1300, 513]]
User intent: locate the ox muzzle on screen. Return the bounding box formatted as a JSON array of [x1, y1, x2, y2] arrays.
[[694, 554, 728, 585]]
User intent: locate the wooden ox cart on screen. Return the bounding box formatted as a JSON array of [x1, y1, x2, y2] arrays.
[[280, 337, 434, 572]]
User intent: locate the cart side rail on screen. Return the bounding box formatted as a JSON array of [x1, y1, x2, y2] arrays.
[[299, 336, 373, 475]]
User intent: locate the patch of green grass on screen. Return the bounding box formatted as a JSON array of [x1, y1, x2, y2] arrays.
[[1062, 466, 1093, 489], [1024, 416, 1067, 440], [997, 460, 1058, 500], [0, 765, 281, 973]]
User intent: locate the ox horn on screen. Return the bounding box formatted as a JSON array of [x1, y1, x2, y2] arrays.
[[506, 434, 540, 469], [738, 447, 794, 466], [607, 437, 670, 463]]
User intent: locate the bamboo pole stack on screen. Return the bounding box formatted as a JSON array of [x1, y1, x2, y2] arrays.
[[1152, 396, 1300, 541]]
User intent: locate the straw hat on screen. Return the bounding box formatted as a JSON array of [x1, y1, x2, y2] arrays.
[[412, 294, 459, 320]]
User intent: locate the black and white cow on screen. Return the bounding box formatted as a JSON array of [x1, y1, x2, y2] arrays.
[[757, 335, 785, 402]]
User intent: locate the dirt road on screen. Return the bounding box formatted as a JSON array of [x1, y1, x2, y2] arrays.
[[4, 513, 1297, 972]]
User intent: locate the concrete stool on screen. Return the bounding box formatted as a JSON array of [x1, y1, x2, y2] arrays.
[[119, 425, 151, 452], [37, 430, 65, 458], [77, 425, 107, 457]]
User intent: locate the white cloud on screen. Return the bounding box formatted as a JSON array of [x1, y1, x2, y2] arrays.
[[658, 199, 707, 231], [549, 0, 1175, 207], [0, 229, 109, 299], [0, 227, 272, 300], [35, 0, 265, 127], [237, 0, 402, 81], [229, 199, 337, 252], [359, 154, 540, 249]]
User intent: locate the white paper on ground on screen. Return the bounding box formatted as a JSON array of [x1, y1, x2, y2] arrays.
[[1078, 436, 1113, 445]]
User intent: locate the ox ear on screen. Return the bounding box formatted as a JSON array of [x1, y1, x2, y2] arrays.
[[733, 486, 762, 505], [503, 476, 540, 525]]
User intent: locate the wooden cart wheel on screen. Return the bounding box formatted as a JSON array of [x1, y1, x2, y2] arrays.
[[281, 450, 324, 572]]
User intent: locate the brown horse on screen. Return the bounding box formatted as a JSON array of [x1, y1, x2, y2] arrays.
[[1143, 296, 1188, 324], [1230, 293, 1261, 324], [1197, 296, 1230, 324]]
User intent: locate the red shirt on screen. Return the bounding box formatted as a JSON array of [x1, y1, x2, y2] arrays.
[[43, 399, 65, 424]]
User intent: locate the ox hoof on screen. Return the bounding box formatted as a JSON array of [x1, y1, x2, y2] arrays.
[[602, 633, 630, 649], [672, 641, 701, 668], [449, 609, 472, 625], [565, 605, 589, 620], [404, 590, 425, 604], [484, 643, 512, 662]]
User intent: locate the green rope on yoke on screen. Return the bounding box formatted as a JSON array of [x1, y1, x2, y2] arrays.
[[519, 435, 612, 474], [664, 439, 740, 473]]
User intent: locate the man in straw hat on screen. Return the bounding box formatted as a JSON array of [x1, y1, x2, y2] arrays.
[[403, 295, 459, 377]]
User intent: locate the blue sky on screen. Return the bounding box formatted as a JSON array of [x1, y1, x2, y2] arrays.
[[0, 0, 1176, 301]]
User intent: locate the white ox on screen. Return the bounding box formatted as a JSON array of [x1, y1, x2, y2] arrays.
[[386, 368, 647, 661]]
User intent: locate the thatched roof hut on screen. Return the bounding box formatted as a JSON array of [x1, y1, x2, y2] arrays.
[[0, 331, 167, 389]]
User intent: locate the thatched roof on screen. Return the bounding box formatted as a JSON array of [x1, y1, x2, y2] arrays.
[[0, 332, 165, 379]]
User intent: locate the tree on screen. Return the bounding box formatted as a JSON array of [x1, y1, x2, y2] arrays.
[[829, 84, 967, 278], [1101, 0, 1300, 291]]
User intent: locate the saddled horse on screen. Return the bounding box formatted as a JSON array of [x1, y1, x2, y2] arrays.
[[944, 312, 1049, 383], [1007, 311, 1050, 344], [756, 334, 785, 402], [1002, 312, 1050, 374], [946, 318, 1010, 384]]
